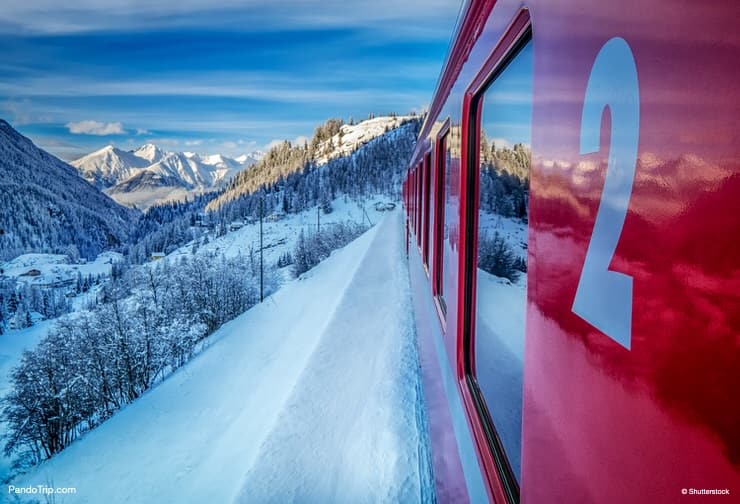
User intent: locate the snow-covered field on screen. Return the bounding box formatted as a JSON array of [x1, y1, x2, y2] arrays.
[[1, 252, 122, 287], [164, 194, 395, 273], [7, 211, 432, 503]]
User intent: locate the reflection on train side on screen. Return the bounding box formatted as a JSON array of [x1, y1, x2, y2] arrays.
[[473, 38, 533, 483]]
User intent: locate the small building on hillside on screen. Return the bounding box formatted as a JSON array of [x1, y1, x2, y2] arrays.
[[150, 252, 166, 261], [229, 221, 245, 231]]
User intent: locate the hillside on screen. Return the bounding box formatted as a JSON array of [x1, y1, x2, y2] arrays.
[[0, 120, 136, 261], [208, 115, 419, 210]]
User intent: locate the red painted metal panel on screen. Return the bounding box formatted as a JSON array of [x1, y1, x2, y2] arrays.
[[403, 0, 740, 502], [522, 0, 740, 502]]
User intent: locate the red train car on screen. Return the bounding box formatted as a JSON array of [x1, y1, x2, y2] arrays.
[[403, 0, 739, 502]]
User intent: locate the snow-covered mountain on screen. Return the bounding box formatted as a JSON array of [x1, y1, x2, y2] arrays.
[[208, 115, 419, 210], [236, 152, 263, 165], [314, 115, 415, 165], [71, 144, 261, 209], [0, 119, 136, 261]]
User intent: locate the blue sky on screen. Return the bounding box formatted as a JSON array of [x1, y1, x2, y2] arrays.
[[0, 0, 461, 160], [481, 40, 534, 148]]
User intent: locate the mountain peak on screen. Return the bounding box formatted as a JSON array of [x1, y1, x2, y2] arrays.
[[133, 143, 166, 164]]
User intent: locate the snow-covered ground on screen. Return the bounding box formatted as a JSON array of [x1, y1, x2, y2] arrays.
[[477, 211, 527, 263], [7, 211, 433, 503]]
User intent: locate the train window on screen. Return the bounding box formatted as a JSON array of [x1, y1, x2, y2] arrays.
[[422, 152, 432, 267], [416, 162, 423, 247], [433, 130, 449, 312], [411, 170, 417, 233], [410, 171, 415, 232], [410, 171, 415, 233], [471, 37, 533, 487]]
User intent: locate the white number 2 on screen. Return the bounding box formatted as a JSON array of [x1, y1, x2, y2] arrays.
[[572, 37, 640, 350]]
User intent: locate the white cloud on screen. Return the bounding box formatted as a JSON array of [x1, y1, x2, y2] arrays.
[[66, 120, 125, 135], [135, 128, 150, 135], [184, 139, 203, 146], [265, 139, 285, 151], [293, 135, 309, 146], [154, 138, 180, 146]]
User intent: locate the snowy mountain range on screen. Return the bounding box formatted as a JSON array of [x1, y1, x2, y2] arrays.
[[0, 119, 136, 262], [71, 144, 262, 209]]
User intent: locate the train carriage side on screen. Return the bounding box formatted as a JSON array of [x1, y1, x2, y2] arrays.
[[404, 0, 740, 502]]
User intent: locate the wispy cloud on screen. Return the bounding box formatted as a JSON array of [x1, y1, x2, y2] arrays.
[[1, 98, 52, 125], [0, 74, 425, 106], [66, 120, 125, 135], [0, 1, 456, 36]]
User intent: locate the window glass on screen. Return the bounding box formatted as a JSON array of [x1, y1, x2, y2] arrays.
[[443, 128, 458, 311], [423, 152, 432, 265], [417, 162, 423, 246], [474, 38, 533, 483], [434, 134, 448, 307]]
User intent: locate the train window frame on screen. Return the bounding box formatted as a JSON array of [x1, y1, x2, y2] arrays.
[[422, 151, 433, 271], [432, 119, 451, 323], [411, 169, 415, 234], [416, 161, 423, 247], [410, 170, 415, 234], [459, 10, 532, 504]]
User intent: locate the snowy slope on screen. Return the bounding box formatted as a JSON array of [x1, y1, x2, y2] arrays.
[[164, 195, 393, 276], [10, 212, 432, 503], [232, 211, 433, 503], [71, 144, 261, 209], [0, 322, 54, 484], [314, 115, 415, 165]]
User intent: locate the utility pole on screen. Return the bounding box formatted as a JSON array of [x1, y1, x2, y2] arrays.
[[259, 197, 264, 302]]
